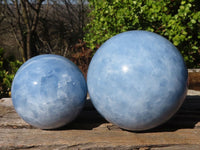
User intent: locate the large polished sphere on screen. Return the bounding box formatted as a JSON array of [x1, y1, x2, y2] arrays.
[[87, 30, 188, 131], [11, 54, 87, 129]]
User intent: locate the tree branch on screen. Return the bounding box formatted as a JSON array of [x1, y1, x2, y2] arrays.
[[3, 0, 16, 18], [26, 0, 37, 12], [31, 0, 45, 32], [10, 22, 23, 49], [21, 0, 31, 30]]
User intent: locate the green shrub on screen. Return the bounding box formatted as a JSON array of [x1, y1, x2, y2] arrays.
[[0, 48, 22, 98], [85, 0, 200, 68]]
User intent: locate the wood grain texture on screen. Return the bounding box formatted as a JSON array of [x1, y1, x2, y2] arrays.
[[1, 90, 200, 149]]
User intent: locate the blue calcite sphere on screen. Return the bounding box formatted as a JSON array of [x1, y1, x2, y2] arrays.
[[87, 30, 188, 131], [11, 54, 87, 129]]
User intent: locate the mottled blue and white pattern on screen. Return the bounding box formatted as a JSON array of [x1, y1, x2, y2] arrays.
[[87, 30, 188, 131], [11, 54, 87, 129]]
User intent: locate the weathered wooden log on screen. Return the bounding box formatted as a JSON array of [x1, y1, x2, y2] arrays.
[[0, 90, 200, 149]]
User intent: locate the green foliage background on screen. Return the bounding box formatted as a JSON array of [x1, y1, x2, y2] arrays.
[[0, 48, 22, 98], [85, 0, 200, 68]]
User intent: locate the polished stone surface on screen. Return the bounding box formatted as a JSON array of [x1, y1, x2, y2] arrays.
[[11, 54, 87, 129], [87, 30, 188, 131]]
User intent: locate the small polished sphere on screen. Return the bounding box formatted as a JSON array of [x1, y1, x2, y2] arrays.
[[87, 30, 188, 131], [11, 54, 87, 129]]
